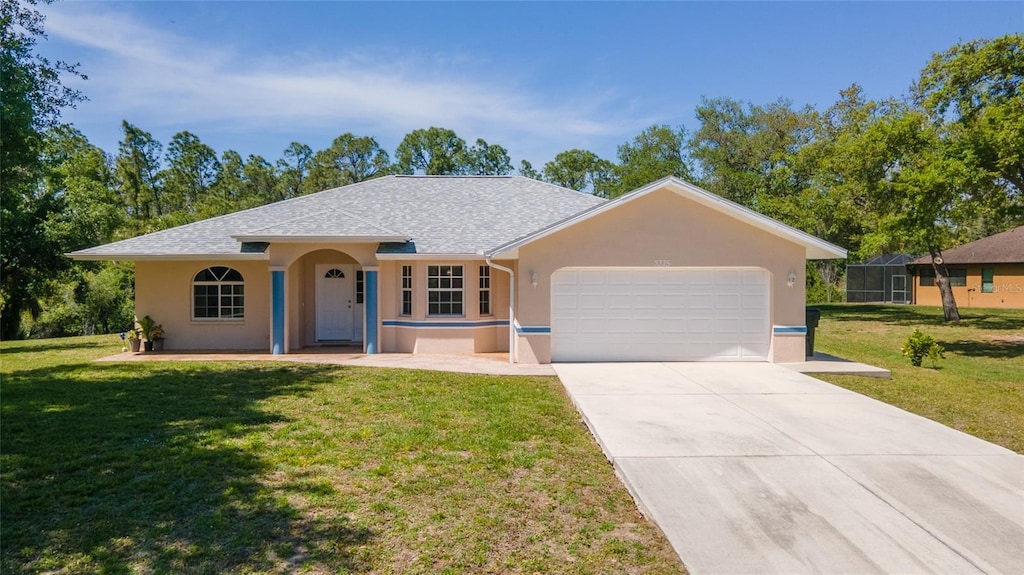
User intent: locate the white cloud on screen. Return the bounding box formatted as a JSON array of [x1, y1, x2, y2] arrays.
[[41, 3, 656, 162]]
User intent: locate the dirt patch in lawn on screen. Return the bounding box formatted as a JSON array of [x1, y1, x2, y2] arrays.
[[983, 334, 1024, 346]]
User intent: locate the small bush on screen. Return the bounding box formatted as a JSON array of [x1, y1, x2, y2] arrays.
[[902, 329, 946, 367]]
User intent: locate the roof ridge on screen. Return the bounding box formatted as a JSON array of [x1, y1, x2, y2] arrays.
[[394, 174, 515, 179]]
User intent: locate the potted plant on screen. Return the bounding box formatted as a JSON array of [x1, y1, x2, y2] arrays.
[[150, 324, 166, 352], [138, 315, 159, 352], [126, 330, 142, 353]]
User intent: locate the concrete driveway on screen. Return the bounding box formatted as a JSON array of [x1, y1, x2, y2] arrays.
[[554, 362, 1024, 575]]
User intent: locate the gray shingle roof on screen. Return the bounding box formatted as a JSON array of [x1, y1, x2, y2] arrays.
[[69, 176, 606, 259], [235, 207, 407, 240]]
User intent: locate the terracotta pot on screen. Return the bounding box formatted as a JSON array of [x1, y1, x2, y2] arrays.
[[129, 339, 141, 353], [153, 339, 164, 352]]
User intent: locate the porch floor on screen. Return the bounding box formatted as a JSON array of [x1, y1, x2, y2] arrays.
[[96, 348, 556, 377]]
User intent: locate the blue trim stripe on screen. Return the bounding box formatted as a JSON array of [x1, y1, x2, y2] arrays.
[[515, 325, 551, 334], [773, 325, 807, 334], [383, 319, 509, 329]]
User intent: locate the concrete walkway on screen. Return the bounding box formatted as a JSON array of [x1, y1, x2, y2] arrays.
[[782, 352, 891, 378], [97, 350, 556, 376], [554, 362, 1024, 575]]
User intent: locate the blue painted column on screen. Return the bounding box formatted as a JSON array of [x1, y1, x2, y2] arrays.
[[365, 268, 379, 354], [271, 269, 285, 355]]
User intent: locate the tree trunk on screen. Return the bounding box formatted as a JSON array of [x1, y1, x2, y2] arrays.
[[929, 247, 961, 322]]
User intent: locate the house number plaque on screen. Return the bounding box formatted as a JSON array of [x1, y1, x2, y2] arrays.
[[654, 259, 672, 267]]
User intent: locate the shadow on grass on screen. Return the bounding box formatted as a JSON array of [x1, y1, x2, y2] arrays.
[[816, 304, 1024, 331], [1, 362, 373, 574], [0, 340, 108, 354], [940, 339, 1024, 360]]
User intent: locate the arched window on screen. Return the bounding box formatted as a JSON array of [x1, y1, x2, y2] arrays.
[[324, 268, 345, 278], [193, 266, 244, 319]]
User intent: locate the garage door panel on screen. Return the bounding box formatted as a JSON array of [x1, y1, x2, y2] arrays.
[[688, 293, 715, 310], [551, 267, 770, 362]]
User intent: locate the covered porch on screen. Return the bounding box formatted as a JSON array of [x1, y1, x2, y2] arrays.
[[261, 243, 384, 356]]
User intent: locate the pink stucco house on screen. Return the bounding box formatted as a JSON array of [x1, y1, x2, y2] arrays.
[[70, 176, 846, 363]]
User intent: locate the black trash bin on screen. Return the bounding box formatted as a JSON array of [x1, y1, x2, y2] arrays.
[[805, 308, 821, 358]]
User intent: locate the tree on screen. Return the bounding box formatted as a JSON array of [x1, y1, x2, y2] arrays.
[[518, 159, 541, 180], [857, 106, 989, 322], [115, 121, 163, 229], [242, 154, 278, 205], [461, 138, 512, 175], [395, 127, 467, 175], [793, 85, 887, 252], [914, 34, 1024, 232], [275, 142, 312, 200], [81, 264, 134, 335], [612, 125, 693, 197], [689, 97, 817, 209], [304, 133, 390, 192], [1, 0, 86, 338], [201, 151, 279, 216], [542, 149, 615, 196], [161, 131, 219, 215], [41, 125, 124, 251]]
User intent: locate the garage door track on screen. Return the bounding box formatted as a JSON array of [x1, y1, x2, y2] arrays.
[[554, 362, 1024, 575]]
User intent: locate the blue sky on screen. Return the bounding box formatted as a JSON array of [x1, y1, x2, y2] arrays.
[[40, 1, 1023, 169]]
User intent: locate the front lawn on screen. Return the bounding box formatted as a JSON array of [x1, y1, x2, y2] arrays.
[[1, 336, 685, 574], [812, 304, 1024, 453]]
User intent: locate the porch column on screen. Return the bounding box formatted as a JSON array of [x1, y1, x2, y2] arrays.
[[364, 266, 379, 354], [271, 267, 286, 355]]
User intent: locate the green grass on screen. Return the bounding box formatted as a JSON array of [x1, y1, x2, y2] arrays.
[[1, 335, 685, 574], [812, 304, 1024, 453]]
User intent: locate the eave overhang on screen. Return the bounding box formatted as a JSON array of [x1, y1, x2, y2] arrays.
[[66, 252, 270, 262], [375, 253, 487, 261]]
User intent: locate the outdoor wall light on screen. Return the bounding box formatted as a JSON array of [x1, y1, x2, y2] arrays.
[[531, 272, 539, 288], [787, 271, 797, 288]]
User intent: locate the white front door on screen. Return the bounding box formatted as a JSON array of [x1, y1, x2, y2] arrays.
[[316, 264, 355, 341]]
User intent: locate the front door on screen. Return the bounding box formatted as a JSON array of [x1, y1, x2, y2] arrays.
[[316, 264, 355, 341]]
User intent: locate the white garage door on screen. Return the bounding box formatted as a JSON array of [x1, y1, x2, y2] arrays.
[[551, 267, 770, 362]]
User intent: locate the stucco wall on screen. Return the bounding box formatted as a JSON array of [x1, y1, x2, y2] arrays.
[[515, 187, 808, 363], [378, 259, 510, 354], [913, 264, 1024, 309], [135, 259, 270, 350]]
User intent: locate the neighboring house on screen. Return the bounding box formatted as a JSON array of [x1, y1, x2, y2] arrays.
[[70, 176, 846, 363], [908, 226, 1024, 309]]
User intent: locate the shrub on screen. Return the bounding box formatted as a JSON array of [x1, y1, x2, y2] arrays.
[[902, 329, 946, 367], [27, 281, 84, 338]]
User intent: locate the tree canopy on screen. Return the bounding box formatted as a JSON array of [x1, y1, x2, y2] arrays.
[[2, 11, 1021, 336]]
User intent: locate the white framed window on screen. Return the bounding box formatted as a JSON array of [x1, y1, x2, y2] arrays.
[[427, 265, 463, 316], [479, 266, 491, 316], [401, 265, 412, 316], [193, 266, 244, 319]]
